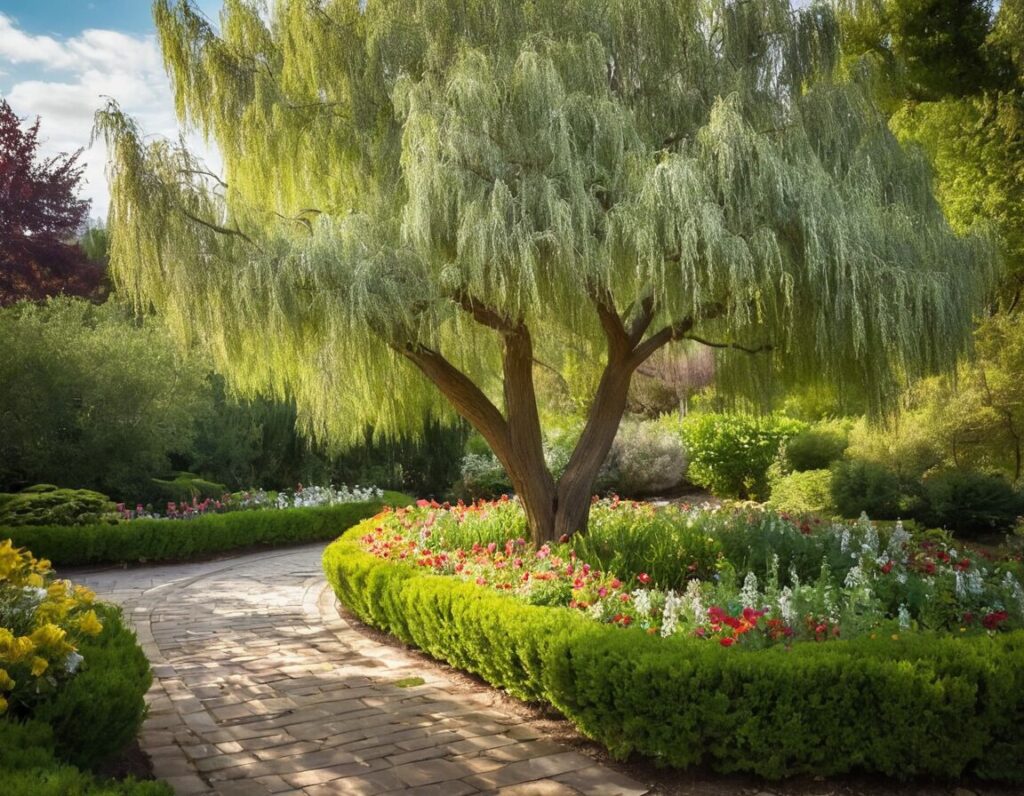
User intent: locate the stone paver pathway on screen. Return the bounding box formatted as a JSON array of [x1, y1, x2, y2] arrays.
[[67, 545, 647, 796]]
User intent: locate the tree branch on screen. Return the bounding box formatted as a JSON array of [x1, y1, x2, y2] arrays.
[[587, 283, 630, 356], [398, 343, 510, 449], [626, 294, 656, 345], [177, 206, 262, 251], [452, 289, 519, 334], [682, 334, 773, 354]]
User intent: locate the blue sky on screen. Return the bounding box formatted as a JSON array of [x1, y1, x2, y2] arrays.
[[1, 2, 219, 38], [0, 2, 224, 219]]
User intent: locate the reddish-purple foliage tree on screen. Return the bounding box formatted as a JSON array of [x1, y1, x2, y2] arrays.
[[0, 99, 102, 305]]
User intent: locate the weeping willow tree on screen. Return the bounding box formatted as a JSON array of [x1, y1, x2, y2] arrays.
[[97, 0, 992, 542]]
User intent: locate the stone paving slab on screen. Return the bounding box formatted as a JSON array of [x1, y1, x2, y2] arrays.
[[66, 546, 648, 796]]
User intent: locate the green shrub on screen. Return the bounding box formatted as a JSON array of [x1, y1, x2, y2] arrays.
[[30, 604, 151, 768], [830, 459, 917, 520], [919, 470, 1024, 536], [782, 421, 849, 472], [452, 452, 512, 500], [767, 469, 835, 515], [678, 413, 806, 499], [0, 487, 118, 527], [324, 522, 1024, 781], [146, 473, 227, 505], [0, 720, 170, 796], [3, 495, 410, 566]]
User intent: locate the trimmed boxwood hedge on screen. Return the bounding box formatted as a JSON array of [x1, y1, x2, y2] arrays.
[[324, 519, 1024, 782], [3, 493, 411, 566]]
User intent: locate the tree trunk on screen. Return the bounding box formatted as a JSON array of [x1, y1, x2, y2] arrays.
[[500, 324, 558, 544], [551, 363, 633, 540], [402, 292, 700, 545]]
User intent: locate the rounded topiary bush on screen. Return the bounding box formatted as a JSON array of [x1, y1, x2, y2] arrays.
[[0, 487, 118, 527]]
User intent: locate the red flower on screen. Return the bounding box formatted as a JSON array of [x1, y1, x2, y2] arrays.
[[955, 558, 971, 571], [637, 573, 651, 585], [982, 611, 1009, 631], [719, 636, 736, 647], [559, 534, 570, 543], [881, 561, 893, 574], [416, 499, 431, 507]]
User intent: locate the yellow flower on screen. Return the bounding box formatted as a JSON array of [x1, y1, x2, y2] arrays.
[[0, 695, 7, 714], [76, 610, 103, 637], [0, 668, 14, 690], [30, 657, 48, 677], [29, 623, 67, 654], [74, 585, 95, 604], [0, 630, 35, 664], [25, 572, 44, 588], [0, 539, 19, 580]]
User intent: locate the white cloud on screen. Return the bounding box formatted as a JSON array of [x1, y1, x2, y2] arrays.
[[0, 13, 220, 221]]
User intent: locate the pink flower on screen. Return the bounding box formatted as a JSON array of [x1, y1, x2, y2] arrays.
[[637, 573, 651, 585]]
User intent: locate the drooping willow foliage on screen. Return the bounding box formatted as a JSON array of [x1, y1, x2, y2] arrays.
[[98, 0, 992, 448]]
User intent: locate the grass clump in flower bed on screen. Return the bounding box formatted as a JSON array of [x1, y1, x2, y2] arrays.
[[324, 497, 1024, 781]]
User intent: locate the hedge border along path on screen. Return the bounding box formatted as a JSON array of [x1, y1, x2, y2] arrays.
[[1, 493, 411, 566], [324, 519, 1024, 783], [68, 543, 648, 796]]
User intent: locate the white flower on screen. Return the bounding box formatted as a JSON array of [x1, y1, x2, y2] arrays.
[[662, 590, 683, 637], [22, 586, 47, 604], [684, 579, 706, 624], [1002, 572, 1024, 613], [632, 589, 652, 617], [740, 571, 759, 607], [897, 604, 911, 630], [65, 652, 84, 674], [778, 586, 796, 626], [844, 565, 864, 590]]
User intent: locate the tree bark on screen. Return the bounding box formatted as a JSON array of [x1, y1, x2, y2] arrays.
[[499, 323, 558, 543]]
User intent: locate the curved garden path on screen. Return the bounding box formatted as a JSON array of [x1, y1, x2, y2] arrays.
[[66, 545, 648, 796]]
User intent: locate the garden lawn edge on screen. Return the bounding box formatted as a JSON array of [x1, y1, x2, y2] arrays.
[[3, 493, 412, 566], [323, 518, 1024, 782]]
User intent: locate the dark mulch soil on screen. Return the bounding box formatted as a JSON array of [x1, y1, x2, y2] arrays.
[[334, 600, 1018, 796], [97, 738, 159, 782]]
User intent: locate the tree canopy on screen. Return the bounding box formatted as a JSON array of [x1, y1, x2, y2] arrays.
[[0, 100, 102, 305], [99, 0, 992, 539], [839, 0, 1024, 305]]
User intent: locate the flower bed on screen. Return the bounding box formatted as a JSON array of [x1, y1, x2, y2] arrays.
[[115, 483, 385, 521], [323, 499, 1024, 781], [1, 540, 166, 793]]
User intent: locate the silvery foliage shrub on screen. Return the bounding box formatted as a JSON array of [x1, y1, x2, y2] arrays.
[[602, 420, 688, 496], [457, 418, 687, 499]]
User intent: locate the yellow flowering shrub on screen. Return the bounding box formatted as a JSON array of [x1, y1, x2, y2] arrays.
[[0, 539, 102, 715]]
